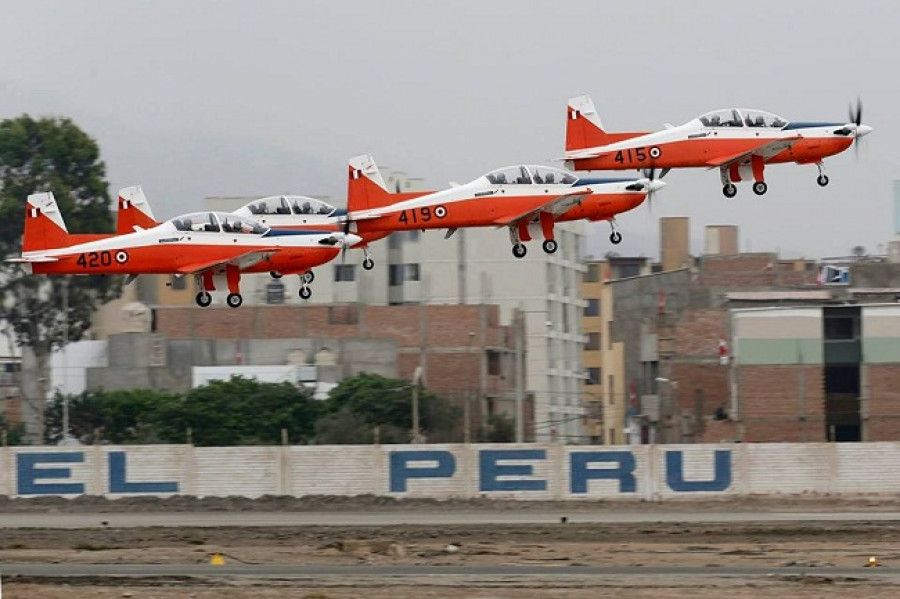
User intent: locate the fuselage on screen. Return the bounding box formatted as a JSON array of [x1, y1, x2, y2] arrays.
[[567, 115, 857, 171], [23, 223, 343, 276], [350, 174, 650, 233]]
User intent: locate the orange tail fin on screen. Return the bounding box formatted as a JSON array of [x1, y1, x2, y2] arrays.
[[22, 192, 71, 252], [566, 95, 648, 152], [117, 185, 159, 234], [346, 154, 432, 213]]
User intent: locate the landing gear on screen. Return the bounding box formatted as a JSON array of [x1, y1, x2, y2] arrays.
[[542, 239, 558, 254], [302, 271, 315, 284], [226, 293, 243, 308], [722, 183, 737, 198], [752, 181, 768, 196], [608, 219, 622, 245], [362, 257, 374, 270], [195, 291, 212, 308], [815, 162, 829, 187], [512, 243, 527, 258], [270, 271, 283, 279], [299, 286, 312, 300]]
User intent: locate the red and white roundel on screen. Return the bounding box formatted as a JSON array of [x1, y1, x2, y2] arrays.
[[114, 250, 129, 264], [434, 205, 447, 219], [649, 146, 662, 159]]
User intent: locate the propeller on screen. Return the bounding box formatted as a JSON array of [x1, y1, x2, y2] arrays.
[[632, 167, 668, 212], [833, 98, 872, 157]]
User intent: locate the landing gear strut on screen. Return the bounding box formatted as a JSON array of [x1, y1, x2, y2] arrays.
[[608, 219, 622, 245], [816, 162, 829, 187]]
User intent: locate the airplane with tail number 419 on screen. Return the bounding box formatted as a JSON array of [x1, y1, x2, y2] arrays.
[[9, 191, 361, 308], [343, 154, 665, 255], [564, 95, 872, 198]]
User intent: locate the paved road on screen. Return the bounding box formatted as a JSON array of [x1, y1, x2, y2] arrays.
[[2, 563, 899, 579], [3, 510, 900, 529]]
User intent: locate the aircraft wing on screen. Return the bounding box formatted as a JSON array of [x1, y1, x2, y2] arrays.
[[6, 256, 59, 263], [493, 189, 592, 227], [705, 136, 802, 168], [174, 249, 281, 275]]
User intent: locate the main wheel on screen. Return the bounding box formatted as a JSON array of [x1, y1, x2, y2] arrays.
[[511, 243, 527, 258], [226, 293, 243, 308], [722, 183, 737, 198], [609, 231, 622, 245], [303, 271, 315, 284], [195, 291, 212, 308], [362, 257, 375, 270], [752, 181, 768, 196], [299, 286, 312, 300], [817, 174, 829, 187], [542, 239, 558, 254], [270, 271, 283, 279]]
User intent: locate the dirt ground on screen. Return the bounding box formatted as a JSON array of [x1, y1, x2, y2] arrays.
[[3, 495, 900, 598]]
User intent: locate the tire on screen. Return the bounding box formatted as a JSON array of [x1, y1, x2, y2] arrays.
[[722, 184, 737, 198], [752, 181, 768, 196], [512, 243, 527, 258], [226, 293, 243, 308], [195, 291, 212, 308], [542, 239, 558, 254], [362, 258, 375, 270], [299, 287, 312, 300], [270, 271, 283, 279], [817, 174, 829, 187], [609, 231, 622, 245]]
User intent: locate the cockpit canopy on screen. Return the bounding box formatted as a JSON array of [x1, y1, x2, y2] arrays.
[[239, 195, 337, 217], [697, 109, 788, 129], [482, 165, 578, 186], [169, 212, 269, 235]]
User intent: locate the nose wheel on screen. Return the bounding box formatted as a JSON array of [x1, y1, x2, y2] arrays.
[[752, 181, 768, 196], [609, 231, 622, 244], [512, 243, 527, 258], [299, 286, 312, 300], [226, 293, 243, 308], [362, 257, 374, 270], [542, 239, 558, 254], [196, 291, 212, 308]]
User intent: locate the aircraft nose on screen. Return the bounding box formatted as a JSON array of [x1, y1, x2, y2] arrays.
[[857, 124, 873, 137], [649, 179, 666, 193], [344, 233, 363, 247]]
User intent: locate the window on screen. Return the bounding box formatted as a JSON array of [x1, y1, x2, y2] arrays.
[[585, 332, 600, 351], [617, 264, 641, 279], [390, 263, 420, 286], [584, 298, 600, 317], [585, 263, 600, 283], [487, 350, 501, 376], [824, 316, 857, 340], [586, 367, 600, 385], [334, 264, 356, 282], [265, 280, 285, 304]]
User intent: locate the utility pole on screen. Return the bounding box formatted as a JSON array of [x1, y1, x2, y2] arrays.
[[514, 309, 525, 443], [411, 366, 423, 443]]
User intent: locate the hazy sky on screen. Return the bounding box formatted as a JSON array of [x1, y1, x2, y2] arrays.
[[1, 0, 898, 259]]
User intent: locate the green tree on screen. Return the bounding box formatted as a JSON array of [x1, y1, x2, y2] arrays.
[[153, 376, 320, 446], [0, 116, 120, 441], [319, 373, 461, 444], [44, 389, 181, 445]]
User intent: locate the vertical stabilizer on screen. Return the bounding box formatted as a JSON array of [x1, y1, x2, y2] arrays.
[[22, 192, 70, 252], [117, 185, 159, 234]]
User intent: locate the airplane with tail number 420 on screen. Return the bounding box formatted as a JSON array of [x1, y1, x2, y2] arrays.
[[9, 191, 361, 308], [341, 154, 665, 256], [564, 95, 872, 198]]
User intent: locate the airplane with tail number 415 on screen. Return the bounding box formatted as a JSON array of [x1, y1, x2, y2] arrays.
[[10, 191, 361, 308], [564, 95, 872, 198], [342, 154, 665, 256]]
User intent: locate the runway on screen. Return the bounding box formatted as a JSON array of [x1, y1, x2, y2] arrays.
[[4, 509, 900, 529], [3, 562, 899, 579]]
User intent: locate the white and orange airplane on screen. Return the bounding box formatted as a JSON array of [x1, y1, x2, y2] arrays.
[[343, 154, 664, 255], [10, 191, 361, 308], [564, 95, 872, 197]]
